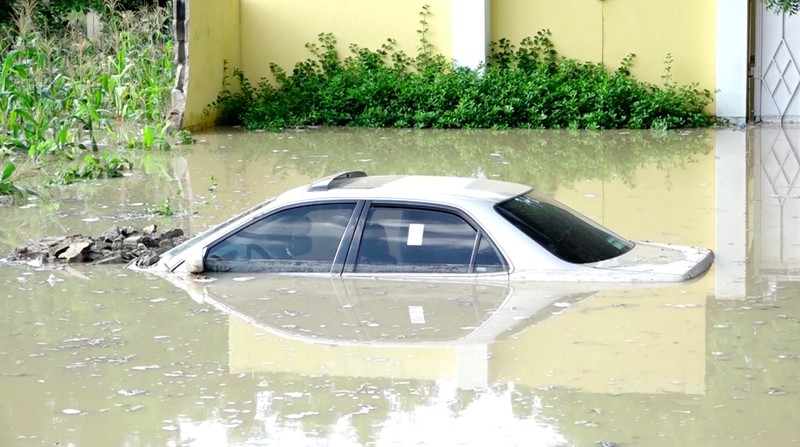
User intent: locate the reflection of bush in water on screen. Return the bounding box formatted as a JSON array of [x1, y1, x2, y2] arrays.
[[204, 127, 713, 192]]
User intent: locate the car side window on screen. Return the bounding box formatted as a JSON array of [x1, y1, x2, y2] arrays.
[[474, 234, 505, 273], [205, 203, 356, 273], [355, 206, 501, 274]]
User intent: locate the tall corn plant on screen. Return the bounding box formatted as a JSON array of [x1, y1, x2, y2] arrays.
[[1, 44, 78, 157], [1, 0, 174, 196]]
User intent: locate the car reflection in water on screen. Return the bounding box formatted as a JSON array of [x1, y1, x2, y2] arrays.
[[164, 272, 706, 392]]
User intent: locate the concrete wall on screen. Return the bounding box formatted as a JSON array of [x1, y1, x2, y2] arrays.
[[178, 0, 241, 130], [492, 0, 716, 89], [240, 0, 452, 83]]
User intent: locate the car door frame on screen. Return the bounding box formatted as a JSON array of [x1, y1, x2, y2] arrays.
[[337, 200, 510, 281], [199, 199, 366, 275]]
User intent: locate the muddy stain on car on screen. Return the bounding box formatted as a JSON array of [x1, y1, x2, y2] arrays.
[[1, 126, 800, 446]]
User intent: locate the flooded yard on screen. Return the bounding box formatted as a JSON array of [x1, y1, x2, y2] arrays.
[[1, 127, 800, 446]]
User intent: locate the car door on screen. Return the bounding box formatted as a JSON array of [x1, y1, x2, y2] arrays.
[[342, 202, 509, 281], [203, 201, 360, 273]]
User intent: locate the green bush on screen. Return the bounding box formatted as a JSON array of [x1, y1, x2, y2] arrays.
[[210, 29, 713, 131]]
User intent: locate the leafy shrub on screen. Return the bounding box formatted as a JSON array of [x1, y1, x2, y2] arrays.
[[210, 25, 712, 131]]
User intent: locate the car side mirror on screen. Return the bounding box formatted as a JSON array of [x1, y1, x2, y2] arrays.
[[185, 251, 205, 273]]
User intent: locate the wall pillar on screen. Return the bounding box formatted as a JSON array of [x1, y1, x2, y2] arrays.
[[716, 0, 749, 121], [172, 0, 241, 131], [451, 0, 490, 70]]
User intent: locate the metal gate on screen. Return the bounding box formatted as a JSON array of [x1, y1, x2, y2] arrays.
[[754, 5, 800, 122]]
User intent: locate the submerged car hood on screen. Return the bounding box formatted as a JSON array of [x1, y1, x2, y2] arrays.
[[590, 242, 714, 281]]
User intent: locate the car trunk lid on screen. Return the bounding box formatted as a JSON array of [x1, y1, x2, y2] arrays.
[[589, 242, 714, 281]]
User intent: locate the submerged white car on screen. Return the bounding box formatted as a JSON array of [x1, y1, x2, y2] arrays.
[[148, 171, 714, 282]]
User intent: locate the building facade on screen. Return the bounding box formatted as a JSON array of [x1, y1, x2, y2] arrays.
[[172, 0, 800, 129]]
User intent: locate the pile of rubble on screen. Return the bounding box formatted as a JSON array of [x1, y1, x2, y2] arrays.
[[6, 225, 189, 267]]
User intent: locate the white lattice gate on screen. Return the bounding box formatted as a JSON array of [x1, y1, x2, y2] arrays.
[[755, 7, 800, 121]]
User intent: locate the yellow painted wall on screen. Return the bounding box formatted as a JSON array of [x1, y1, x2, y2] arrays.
[[240, 0, 452, 82], [492, 0, 604, 63], [492, 0, 715, 90], [183, 0, 717, 126], [183, 0, 241, 130], [603, 0, 716, 88]]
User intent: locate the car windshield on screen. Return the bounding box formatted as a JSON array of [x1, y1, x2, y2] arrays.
[[495, 191, 633, 264], [160, 197, 277, 262]]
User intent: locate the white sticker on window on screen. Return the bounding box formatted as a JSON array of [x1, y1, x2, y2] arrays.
[[408, 305, 425, 324], [407, 223, 425, 246]]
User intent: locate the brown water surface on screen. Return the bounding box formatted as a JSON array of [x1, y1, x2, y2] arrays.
[[1, 126, 799, 446]]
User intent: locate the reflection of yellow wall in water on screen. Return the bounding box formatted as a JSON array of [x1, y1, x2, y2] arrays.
[[178, 140, 312, 233], [532, 149, 712, 395], [490, 284, 706, 395], [554, 148, 716, 249], [182, 0, 241, 130], [228, 317, 457, 380]]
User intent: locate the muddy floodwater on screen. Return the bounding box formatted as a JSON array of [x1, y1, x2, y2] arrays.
[[2, 127, 800, 446]]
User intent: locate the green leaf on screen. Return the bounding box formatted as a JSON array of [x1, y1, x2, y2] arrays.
[[1, 162, 15, 182]]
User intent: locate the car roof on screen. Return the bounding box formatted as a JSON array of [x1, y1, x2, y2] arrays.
[[279, 171, 532, 204]]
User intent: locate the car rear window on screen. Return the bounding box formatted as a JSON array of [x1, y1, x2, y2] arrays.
[[495, 192, 633, 264]]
